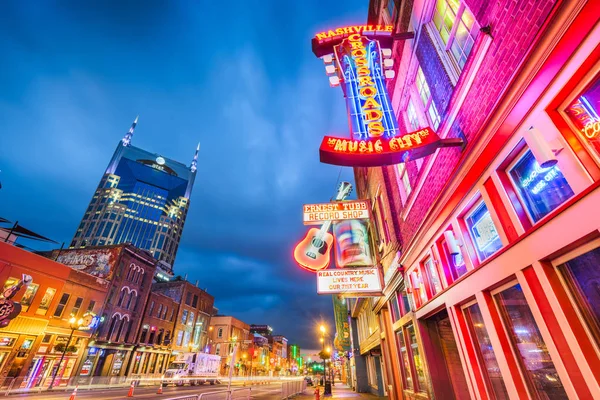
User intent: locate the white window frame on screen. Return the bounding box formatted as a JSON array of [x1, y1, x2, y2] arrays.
[[427, 0, 480, 81], [415, 66, 441, 130], [397, 163, 412, 205]]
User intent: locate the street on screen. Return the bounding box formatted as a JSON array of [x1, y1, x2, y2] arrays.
[[8, 382, 284, 400]]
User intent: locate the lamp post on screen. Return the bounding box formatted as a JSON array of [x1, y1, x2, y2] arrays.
[[49, 316, 84, 389]]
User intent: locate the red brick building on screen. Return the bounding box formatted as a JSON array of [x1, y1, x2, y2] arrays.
[[348, 0, 600, 399], [0, 242, 108, 388], [50, 244, 157, 378], [153, 279, 215, 356], [128, 291, 178, 375]]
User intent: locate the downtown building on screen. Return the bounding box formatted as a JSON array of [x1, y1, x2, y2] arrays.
[[0, 242, 109, 389], [343, 0, 600, 399], [70, 117, 199, 277]]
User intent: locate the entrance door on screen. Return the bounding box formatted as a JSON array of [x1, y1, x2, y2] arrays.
[[423, 309, 470, 400]]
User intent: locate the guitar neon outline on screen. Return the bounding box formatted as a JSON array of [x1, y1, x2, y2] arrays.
[[294, 182, 353, 272]]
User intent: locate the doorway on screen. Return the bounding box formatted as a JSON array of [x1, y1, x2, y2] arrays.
[[422, 309, 470, 400]]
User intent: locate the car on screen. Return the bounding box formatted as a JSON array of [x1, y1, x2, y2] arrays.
[[304, 376, 313, 386]]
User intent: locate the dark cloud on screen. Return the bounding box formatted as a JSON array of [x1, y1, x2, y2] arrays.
[[0, 0, 366, 348]]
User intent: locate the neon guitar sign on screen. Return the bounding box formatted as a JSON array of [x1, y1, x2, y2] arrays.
[[294, 182, 353, 272]]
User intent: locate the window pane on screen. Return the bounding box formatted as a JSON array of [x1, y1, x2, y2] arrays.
[[397, 330, 414, 390], [427, 101, 441, 129], [464, 303, 509, 399], [558, 247, 600, 346], [564, 73, 600, 159], [19, 284, 39, 312], [35, 288, 56, 316], [416, 67, 431, 107], [509, 150, 574, 222], [407, 324, 427, 392], [424, 258, 442, 294], [390, 294, 401, 323], [466, 201, 502, 261], [495, 284, 568, 399], [53, 293, 70, 317]]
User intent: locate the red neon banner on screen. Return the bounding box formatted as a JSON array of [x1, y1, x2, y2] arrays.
[[319, 127, 463, 167]]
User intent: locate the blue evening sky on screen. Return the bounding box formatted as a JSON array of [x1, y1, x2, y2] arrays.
[[0, 0, 366, 348]]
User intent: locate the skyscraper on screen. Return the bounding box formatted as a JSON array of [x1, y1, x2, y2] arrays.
[[70, 117, 197, 270]]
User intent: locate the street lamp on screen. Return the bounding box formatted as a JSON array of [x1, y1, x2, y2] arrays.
[[49, 316, 84, 389], [318, 324, 332, 396]]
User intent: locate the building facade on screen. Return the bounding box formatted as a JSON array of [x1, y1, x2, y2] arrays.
[[70, 117, 198, 271], [347, 0, 600, 399], [208, 316, 251, 376], [128, 291, 179, 376], [53, 244, 158, 378], [153, 279, 214, 358], [0, 242, 108, 388]]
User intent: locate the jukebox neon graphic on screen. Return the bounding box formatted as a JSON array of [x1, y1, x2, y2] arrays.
[[312, 25, 463, 166]]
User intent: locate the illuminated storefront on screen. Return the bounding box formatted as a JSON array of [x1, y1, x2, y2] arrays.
[[350, 0, 600, 399]]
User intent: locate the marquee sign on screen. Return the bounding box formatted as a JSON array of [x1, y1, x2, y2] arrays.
[[316, 268, 382, 296], [303, 200, 370, 225], [312, 25, 463, 167], [320, 127, 464, 167]]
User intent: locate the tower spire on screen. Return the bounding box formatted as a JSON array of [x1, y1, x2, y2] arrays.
[[122, 115, 139, 146], [190, 143, 200, 172]]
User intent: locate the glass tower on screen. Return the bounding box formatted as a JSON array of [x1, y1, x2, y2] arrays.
[[70, 117, 198, 269]]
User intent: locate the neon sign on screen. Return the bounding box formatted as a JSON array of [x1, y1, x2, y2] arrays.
[[319, 127, 462, 167], [583, 120, 600, 139], [312, 26, 463, 167], [303, 200, 370, 225], [337, 33, 397, 140]]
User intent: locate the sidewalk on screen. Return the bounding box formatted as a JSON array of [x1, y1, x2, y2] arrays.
[[285, 383, 384, 400]]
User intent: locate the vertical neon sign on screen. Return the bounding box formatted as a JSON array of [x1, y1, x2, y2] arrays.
[[312, 25, 463, 167], [334, 34, 399, 141]]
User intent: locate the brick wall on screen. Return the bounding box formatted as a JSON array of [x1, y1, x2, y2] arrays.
[[395, 0, 559, 251]]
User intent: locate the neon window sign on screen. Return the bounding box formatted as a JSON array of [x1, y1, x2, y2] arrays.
[[465, 201, 502, 261], [312, 25, 463, 167], [565, 73, 600, 157], [509, 150, 574, 222]]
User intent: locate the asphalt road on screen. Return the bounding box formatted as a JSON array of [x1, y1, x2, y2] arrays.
[[8, 382, 284, 400]]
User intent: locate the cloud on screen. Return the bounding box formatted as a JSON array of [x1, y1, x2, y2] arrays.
[[0, 0, 368, 348]]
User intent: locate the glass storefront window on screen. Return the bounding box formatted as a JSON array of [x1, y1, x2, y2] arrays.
[[565, 72, 600, 159], [424, 257, 443, 294], [509, 150, 574, 222], [396, 330, 414, 390], [406, 324, 427, 393], [464, 303, 509, 400], [495, 284, 568, 399], [465, 201, 502, 261], [558, 246, 600, 347]]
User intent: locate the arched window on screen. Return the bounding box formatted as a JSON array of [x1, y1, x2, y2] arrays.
[[115, 317, 127, 342], [106, 315, 119, 340], [127, 291, 137, 310], [117, 289, 126, 307], [126, 265, 134, 281], [119, 319, 130, 343]]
